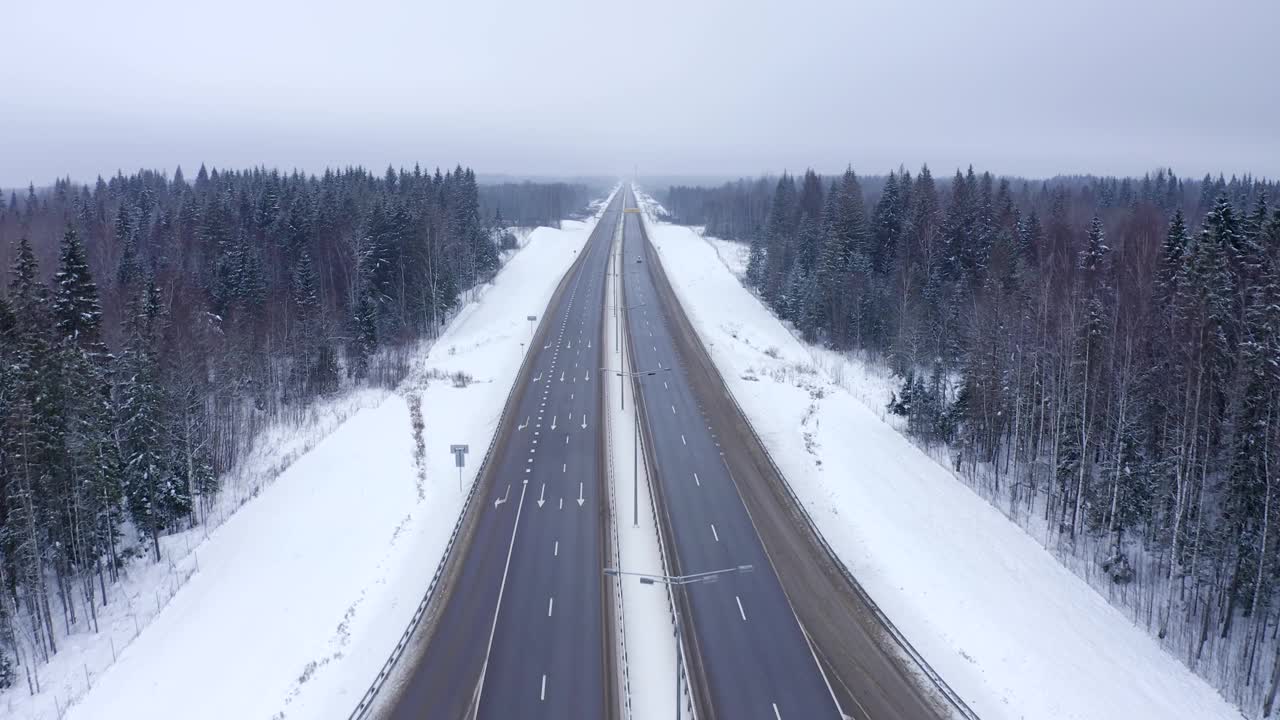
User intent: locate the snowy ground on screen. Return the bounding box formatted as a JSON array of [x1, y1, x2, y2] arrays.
[[634, 191, 1243, 720], [603, 214, 679, 720], [6, 199, 609, 720]]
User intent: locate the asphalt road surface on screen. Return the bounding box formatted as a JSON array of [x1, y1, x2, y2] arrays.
[[380, 185, 949, 720], [621, 185, 949, 720], [382, 193, 621, 720], [619, 187, 843, 720]]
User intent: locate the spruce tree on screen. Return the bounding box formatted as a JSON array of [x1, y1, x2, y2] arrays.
[[119, 280, 188, 561]]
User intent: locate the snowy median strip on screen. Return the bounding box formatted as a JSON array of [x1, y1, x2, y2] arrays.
[[603, 204, 679, 720]]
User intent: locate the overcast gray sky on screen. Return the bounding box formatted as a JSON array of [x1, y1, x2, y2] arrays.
[[2, 0, 1277, 187]]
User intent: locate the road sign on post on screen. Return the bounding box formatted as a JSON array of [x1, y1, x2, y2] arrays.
[[527, 315, 537, 338], [450, 444, 469, 491]]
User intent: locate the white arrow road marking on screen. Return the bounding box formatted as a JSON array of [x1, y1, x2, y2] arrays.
[[681, 434, 687, 446], [551, 415, 557, 430], [547, 597, 554, 617], [588, 339, 592, 348], [581, 415, 588, 430], [559, 498, 563, 510], [538, 483, 546, 508], [586, 370, 591, 381], [736, 596, 747, 621], [560, 370, 565, 382], [577, 482, 585, 506], [554, 540, 559, 556], [519, 416, 529, 430], [540, 674, 547, 701], [474, 479, 529, 707], [494, 484, 511, 508], [772, 703, 781, 720], [671, 404, 676, 414], [664, 381, 668, 390], [694, 472, 700, 486], [534, 373, 542, 382]]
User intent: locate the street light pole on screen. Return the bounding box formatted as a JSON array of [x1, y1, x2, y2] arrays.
[[603, 305, 646, 411], [634, 412, 639, 527], [603, 565, 754, 720], [602, 366, 670, 527]]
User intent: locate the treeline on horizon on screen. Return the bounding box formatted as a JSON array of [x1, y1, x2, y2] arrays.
[[664, 167, 1280, 716], [0, 164, 591, 689]]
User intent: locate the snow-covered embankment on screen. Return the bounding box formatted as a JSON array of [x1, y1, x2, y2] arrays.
[[56, 206, 608, 720], [635, 192, 1241, 720]]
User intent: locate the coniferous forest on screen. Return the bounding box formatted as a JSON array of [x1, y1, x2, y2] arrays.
[[666, 168, 1280, 715], [0, 165, 587, 689]]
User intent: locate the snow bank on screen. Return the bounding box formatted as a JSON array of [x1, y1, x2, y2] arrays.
[[638, 200, 1241, 720], [48, 214, 601, 720]]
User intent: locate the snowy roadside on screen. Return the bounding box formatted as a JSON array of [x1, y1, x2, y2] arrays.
[[6, 198, 612, 720], [633, 190, 1242, 720]]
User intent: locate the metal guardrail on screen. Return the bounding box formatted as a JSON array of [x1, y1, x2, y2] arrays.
[[634, 200, 981, 720], [717, 381, 982, 720], [346, 194, 620, 720], [346, 343, 524, 720], [634, 394, 700, 720]]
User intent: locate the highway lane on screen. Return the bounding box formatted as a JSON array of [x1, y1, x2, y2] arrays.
[[383, 192, 620, 720], [619, 187, 844, 720], [624, 185, 951, 720]]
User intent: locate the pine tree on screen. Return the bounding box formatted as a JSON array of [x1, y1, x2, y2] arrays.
[[289, 249, 321, 398], [119, 280, 188, 561], [2, 238, 61, 659], [115, 203, 142, 290], [745, 224, 767, 290], [348, 285, 379, 380], [51, 225, 123, 614], [762, 173, 798, 305]]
